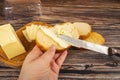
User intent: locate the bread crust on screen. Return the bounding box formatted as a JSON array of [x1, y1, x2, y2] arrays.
[[36, 40, 70, 53]]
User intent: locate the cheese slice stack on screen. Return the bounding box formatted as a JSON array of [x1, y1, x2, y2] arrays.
[[0, 24, 26, 59]]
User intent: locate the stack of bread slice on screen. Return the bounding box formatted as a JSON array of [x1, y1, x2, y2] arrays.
[[0, 22, 105, 67]]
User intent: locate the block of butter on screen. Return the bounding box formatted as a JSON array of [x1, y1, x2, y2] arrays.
[[0, 24, 26, 59]]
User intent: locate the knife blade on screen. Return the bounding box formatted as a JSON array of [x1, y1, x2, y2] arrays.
[[58, 35, 120, 56]]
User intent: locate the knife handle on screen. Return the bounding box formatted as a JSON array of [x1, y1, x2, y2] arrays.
[[108, 47, 120, 57]]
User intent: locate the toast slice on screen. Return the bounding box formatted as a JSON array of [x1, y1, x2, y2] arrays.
[[73, 22, 92, 39]]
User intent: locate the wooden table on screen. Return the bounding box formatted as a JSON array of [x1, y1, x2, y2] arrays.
[[0, 0, 120, 80]]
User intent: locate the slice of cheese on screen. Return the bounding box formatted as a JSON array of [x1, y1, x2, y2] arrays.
[[0, 24, 26, 59]]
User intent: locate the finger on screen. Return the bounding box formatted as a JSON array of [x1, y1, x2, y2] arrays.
[[51, 59, 59, 74], [56, 50, 68, 67], [39, 45, 56, 63], [25, 45, 43, 63], [53, 53, 61, 60]]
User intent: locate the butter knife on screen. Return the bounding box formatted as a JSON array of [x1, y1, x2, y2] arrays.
[[58, 35, 120, 57]]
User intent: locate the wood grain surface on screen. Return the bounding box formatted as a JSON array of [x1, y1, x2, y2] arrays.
[[0, 0, 120, 80]]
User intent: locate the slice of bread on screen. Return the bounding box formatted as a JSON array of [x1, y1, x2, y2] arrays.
[[52, 22, 80, 39], [73, 22, 91, 39], [83, 32, 105, 45], [50, 22, 91, 39], [36, 26, 71, 51]]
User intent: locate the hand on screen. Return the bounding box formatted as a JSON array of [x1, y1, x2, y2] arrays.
[[18, 45, 68, 80]]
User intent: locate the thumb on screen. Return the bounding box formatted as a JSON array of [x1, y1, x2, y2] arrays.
[[39, 45, 56, 63]]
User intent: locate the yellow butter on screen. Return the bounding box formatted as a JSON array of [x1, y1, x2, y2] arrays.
[[0, 24, 26, 59], [0, 25, 17, 45], [1, 41, 26, 59]]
